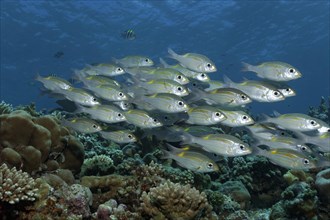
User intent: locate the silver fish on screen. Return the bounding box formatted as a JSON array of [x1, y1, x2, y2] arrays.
[[263, 113, 321, 132], [160, 58, 210, 82], [75, 104, 126, 123], [181, 133, 252, 157], [57, 87, 100, 106], [162, 144, 219, 173], [35, 74, 72, 91], [224, 76, 285, 102], [99, 130, 137, 144], [242, 61, 302, 82], [61, 118, 102, 133], [113, 55, 154, 68], [219, 109, 255, 127], [186, 105, 226, 125], [168, 48, 217, 73], [254, 147, 316, 170], [123, 109, 163, 128]]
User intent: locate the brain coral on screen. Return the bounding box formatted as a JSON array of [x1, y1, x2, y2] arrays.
[[0, 163, 39, 204]]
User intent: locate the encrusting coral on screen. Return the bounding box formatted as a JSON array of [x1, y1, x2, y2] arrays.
[[0, 163, 39, 204], [140, 180, 215, 220]]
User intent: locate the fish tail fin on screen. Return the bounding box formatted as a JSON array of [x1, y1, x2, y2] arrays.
[[179, 132, 194, 145], [73, 104, 86, 114], [166, 143, 184, 153], [34, 72, 43, 82], [272, 110, 281, 117], [257, 113, 271, 123], [241, 62, 255, 72], [168, 48, 178, 59], [223, 75, 235, 87], [161, 148, 173, 160], [111, 57, 119, 64], [185, 87, 206, 104], [159, 58, 169, 67], [251, 146, 266, 157]]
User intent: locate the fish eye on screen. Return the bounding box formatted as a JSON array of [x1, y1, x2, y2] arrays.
[[177, 75, 182, 79], [118, 113, 122, 117], [242, 115, 248, 120], [178, 101, 184, 106], [303, 159, 310, 165], [118, 92, 124, 97], [207, 63, 212, 68], [286, 88, 290, 92], [164, 116, 168, 120], [117, 67, 122, 71], [239, 145, 245, 150], [273, 91, 280, 96], [241, 95, 247, 100], [128, 134, 133, 139], [153, 118, 158, 123], [177, 87, 182, 91], [301, 146, 307, 151], [310, 120, 317, 126], [281, 132, 285, 136], [207, 163, 214, 169], [93, 98, 97, 101], [215, 112, 221, 117], [192, 83, 197, 86], [289, 68, 295, 73], [201, 73, 206, 78], [145, 58, 149, 62], [92, 124, 98, 128]]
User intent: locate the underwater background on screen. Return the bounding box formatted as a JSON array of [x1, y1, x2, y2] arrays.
[[1, 1, 330, 220], [1, 0, 329, 114]]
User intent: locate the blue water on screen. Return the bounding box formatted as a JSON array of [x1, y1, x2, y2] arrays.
[[1, 0, 329, 115]]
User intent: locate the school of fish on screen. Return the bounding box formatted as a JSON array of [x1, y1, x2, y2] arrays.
[[36, 48, 330, 173]]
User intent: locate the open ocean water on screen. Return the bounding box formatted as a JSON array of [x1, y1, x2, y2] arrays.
[[1, 0, 329, 114]]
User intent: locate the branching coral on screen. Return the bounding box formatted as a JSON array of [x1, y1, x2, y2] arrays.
[[140, 181, 214, 220], [0, 163, 39, 204]]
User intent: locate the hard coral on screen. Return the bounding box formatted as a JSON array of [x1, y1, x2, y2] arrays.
[[0, 163, 38, 204], [0, 110, 84, 176], [270, 182, 318, 220], [140, 181, 214, 220]]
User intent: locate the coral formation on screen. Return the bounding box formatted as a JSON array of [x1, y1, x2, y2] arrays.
[[0, 110, 84, 178], [140, 181, 215, 220], [315, 168, 330, 203], [0, 163, 39, 204], [94, 199, 140, 220], [270, 182, 318, 219]]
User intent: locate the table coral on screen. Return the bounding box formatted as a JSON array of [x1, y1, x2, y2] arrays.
[[140, 181, 215, 220], [0, 163, 39, 204]]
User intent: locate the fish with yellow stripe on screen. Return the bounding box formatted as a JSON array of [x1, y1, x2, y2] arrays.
[[161, 144, 219, 173]]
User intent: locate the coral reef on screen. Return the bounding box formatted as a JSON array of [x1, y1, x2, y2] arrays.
[[0, 163, 39, 204], [315, 168, 330, 203], [94, 199, 140, 220], [308, 96, 330, 123], [0, 110, 84, 179], [270, 182, 318, 220], [140, 181, 215, 220]]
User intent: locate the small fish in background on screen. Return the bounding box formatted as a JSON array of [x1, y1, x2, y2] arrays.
[[121, 29, 136, 40], [54, 51, 64, 58]]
